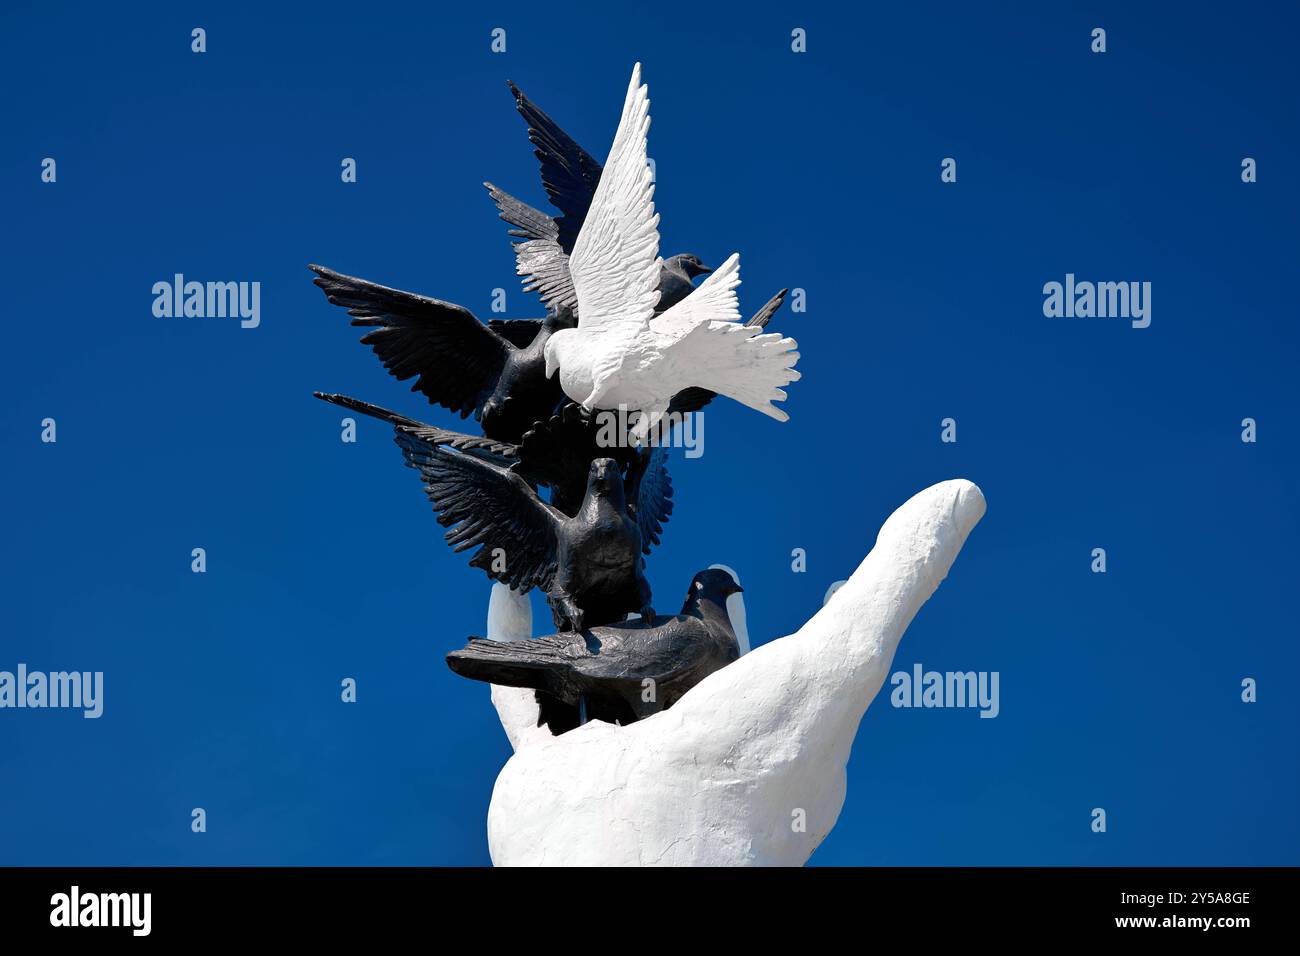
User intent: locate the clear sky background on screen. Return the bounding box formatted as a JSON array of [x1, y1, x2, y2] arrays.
[[1, 1, 1296, 865]]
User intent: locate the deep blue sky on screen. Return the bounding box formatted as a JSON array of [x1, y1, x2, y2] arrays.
[[2, 1, 1296, 865]]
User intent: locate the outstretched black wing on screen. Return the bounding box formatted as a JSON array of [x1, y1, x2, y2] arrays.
[[484, 183, 579, 313], [396, 435, 561, 594], [310, 265, 511, 420], [313, 392, 517, 461], [508, 80, 603, 255], [625, 446, 674, 554], [667, 289, 791, 417]]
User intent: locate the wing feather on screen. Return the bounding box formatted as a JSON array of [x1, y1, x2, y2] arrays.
[[507, 80, 604, 254], [625, 446, 674, 554], [650, 253, 742, 338], [568, 63, 661, 336], [484, 183, 578, 312], [312, 392, 518, 459], [310, 265, 510, 419], [396, 437, 562, 594]]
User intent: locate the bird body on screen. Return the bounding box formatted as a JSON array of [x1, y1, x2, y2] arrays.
[[548, 459, 653, 630], [448, 568, 742, 725], [478, 310, 573, 441], [397, 439, 654, 631]]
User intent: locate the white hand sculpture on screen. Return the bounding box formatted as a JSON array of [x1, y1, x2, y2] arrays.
[[482, 478, 985, 866]]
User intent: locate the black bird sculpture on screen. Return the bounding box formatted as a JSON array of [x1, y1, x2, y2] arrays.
[[313, 392, 673, 543], [309, 264, 570, 444], [484, 80, 714, 314], [447, 568, 744, 726], [398, 440, 655, 631]]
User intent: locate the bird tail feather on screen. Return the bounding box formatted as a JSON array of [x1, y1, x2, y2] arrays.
[[687, 323, 801, 421], [446, 636, 575, 692]]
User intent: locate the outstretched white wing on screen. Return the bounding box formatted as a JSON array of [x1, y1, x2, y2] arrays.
[[651, 253, 742, 339], [568, 63, 662, 336]]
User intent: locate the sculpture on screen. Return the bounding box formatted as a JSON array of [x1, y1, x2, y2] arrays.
[[310, 61, 986, 866]]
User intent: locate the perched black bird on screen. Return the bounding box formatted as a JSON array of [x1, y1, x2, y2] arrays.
[[483, 80, 713, 314], [447, 568, 744, 727], [312, 393, 673, 542], [398, 439, 655, 631], [309, 264, 570, 444]]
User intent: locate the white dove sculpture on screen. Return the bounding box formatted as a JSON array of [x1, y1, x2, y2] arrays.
[[543, 64, 801, 440], [478, 478, 986, 866]]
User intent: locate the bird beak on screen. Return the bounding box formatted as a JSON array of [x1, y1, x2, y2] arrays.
[[694, 262, 713, 277], [730, 584, 744, 595]]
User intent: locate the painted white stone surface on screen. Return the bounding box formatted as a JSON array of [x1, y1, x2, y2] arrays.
[[484, 584, 550, 752], [484, 478, 986, 866]]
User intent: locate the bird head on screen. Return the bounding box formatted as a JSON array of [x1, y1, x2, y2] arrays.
[[669, 253, 712, 279], [689, 568, 744, 601], [586, 457, 623, 497], [679, 568, 744, 621], [543, 329, 573, 379], [543, 305, 577, 332]]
